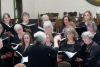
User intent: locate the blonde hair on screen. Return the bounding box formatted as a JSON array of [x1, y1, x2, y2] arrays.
[[83, 10, 93, 21], [46, 33, 54, 43]]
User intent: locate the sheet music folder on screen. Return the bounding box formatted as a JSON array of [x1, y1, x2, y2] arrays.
[[58, 51, 77, 59]]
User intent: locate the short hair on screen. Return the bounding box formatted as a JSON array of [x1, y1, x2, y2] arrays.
[[43, 21, 53, 33], [81, 31, 94, 39], [64, 27, 78, 40], [22, 12, 30, 18], [14, 24, 23, 30], [41, 14, 49, 21], [34, 31, 46, 44]]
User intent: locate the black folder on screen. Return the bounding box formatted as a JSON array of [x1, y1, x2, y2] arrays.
[[75, 26, 87, 36], [0, 21, 16, 35]]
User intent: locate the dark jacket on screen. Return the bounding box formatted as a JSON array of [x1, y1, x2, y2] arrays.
[[77, 42, 100, 67], [11, 35, 21, 45], [93, 33, 100, 46], [79, 22, 86, 27], [16, 45, 32, 66], [28, 42, 57, 67], [0, 34, 10, 47]]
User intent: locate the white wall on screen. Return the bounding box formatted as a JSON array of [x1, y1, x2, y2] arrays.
[[33, 0, 100, 19], [22, 0, 35, 19], [1, 0, 14, 19], [1, 0, 100, 19]]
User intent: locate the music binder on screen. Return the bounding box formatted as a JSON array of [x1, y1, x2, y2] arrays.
[[75, 26, 87, 36]]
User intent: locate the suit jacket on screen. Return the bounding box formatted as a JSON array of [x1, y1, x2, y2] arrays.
[[28, 43, 57, 67]]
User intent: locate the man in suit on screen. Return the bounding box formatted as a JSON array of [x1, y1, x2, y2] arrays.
[[27, 31, 57, 67]]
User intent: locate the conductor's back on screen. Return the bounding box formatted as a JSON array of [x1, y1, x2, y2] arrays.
[[28, 31, 57, 67]]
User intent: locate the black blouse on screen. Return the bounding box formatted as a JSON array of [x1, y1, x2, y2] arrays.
[[59, 40, 81, 52]]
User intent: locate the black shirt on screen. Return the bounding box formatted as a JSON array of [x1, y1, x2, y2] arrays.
[[59, 40, 81, 52]]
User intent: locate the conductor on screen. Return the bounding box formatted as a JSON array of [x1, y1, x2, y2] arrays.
[[27, 31, 57, 67]]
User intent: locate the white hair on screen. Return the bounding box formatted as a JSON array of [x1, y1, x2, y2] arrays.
[[34, 31, 46, 44], [43, 21, 53, 33], [81, 31, 94, 39], [14, 24, 23, 30], [42, 14, 49, 21]]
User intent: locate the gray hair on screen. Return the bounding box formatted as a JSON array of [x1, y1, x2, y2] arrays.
[[87, 22, 97, 32], [14, 24, 23, 30], [81, 31, 94, 39], [22, 12, 30, 18], [92, 22, 97, 32], [64, 27, 78, 40], [42, 14, 49, 22], [3, 13, 11, 20], [0, 24, 3, 29], [43, 21, 53, 33], [34, 31, 46, 44]]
